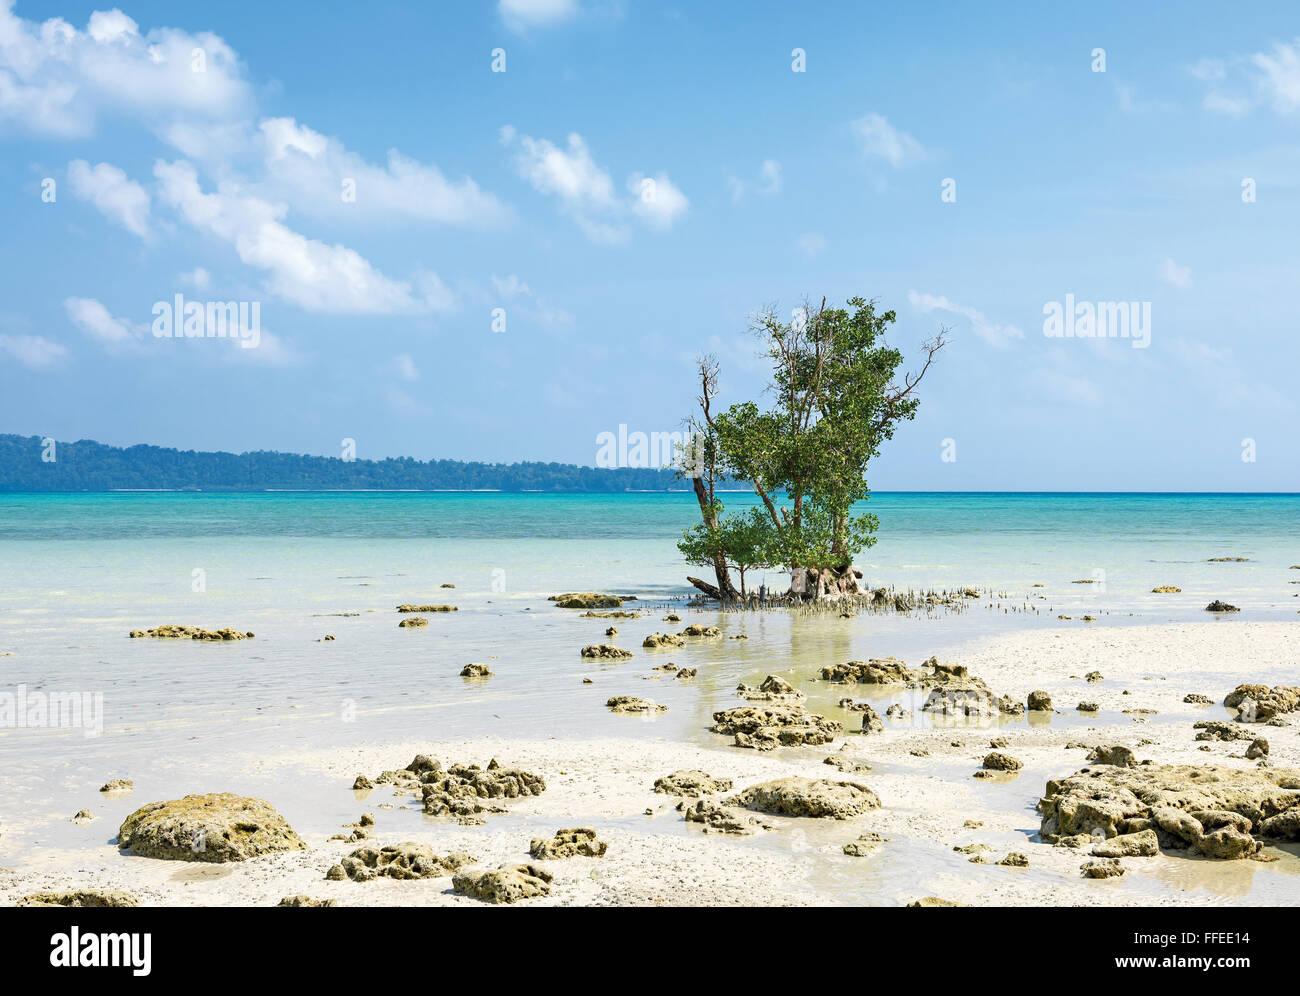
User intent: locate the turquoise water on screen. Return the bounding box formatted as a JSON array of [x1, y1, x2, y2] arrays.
[[0, 491, 1297, 902]]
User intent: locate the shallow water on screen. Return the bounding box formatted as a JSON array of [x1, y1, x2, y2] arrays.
[[1, 492, 1297, 903]]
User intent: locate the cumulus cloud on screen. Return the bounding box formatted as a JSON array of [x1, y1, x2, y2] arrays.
[[850, 112, 925, 168], [154, 159, 454, 314], [64, 296, 144, 344], [908, 290, 1024, 348], [67, 159, 150, 237], [256, 117, 510, 227], [499, 0, 578, 33], [0, 332, 68, 368], [0, 1, 251, 138], [505, 128, 687, 241]]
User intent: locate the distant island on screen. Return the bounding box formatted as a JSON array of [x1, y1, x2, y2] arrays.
[[0, 434, 686, 493]]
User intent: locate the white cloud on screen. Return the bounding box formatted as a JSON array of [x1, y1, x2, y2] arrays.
[[1158, 258, 1192, 288], [0, 1, 251, 138], [64, 296, 143, 344], [499, 0, 578, 33], [1203, 91, 1253, 116], [1252, 37, 1300, 112], [908, 290, 1024, 348], [850, 113, 924, 168], [627, 171, 688, 230], [491, 274, 531, 299], [0, 332, 68, 368], [505, 128, 687, 240], [154, 159, 453, 314], [256, 117, 510, 227], [727, 159, 783, 201], [67, 159, 150, 237], [179, 266, 210, 289]]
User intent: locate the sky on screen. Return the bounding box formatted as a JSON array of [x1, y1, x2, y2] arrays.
[[1, 0, 1298, 490]]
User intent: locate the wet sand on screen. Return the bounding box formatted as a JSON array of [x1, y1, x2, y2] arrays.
[[3, 618, 1297, 906]]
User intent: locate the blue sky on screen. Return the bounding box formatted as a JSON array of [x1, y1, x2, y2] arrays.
[[1, 0, 1298, 489]]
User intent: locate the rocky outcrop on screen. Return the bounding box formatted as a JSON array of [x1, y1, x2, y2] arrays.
[[1092, 829, 1159, 857], [1087, 745, 1136, 767], [680, 624, 720, 637], [326, 842, 473, 881], [365, 756, 546, 818], [1027, 690, 1052, 711], [1184, 693, 1213, 705], [395, 604, 457, 612], [459, 663, 493, 677], [117, 793, 306, 862], [550, 593, 630, 609], [1152, 586, 1181, 593], [736, 675, 805, 703], [680, 798, 773, 835], [99, 778, 132, 793], [1224, 684, 1300, 723], [529, 827, 608, 859], [129, 625, 253, 640], [821, 656, 1021, 718], [653, 770, 733, 796], [398, 617, 428, 628], [1081, 858, 1126, 878], [642, 632, 685, 649], [18, 889, 139, 907], [726, 777, 881, 819], [277, 895, 338, 907], [710, 704, 841, 750], [1039, 763, 1300, 859], [1205, 600, 1240, 613], [982, 752, 1023, 771], [582, 644, 634, 660], [859, 704, 885, 735], [452, 864, 553, 903], [1194, 721, 1253, 742], [606, 696, 667, 715]]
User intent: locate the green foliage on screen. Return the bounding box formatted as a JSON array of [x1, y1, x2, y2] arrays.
[[694, 295, 942, 580], [0, 435, 686, 492]]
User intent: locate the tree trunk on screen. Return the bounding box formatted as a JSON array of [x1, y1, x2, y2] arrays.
[[691, 476, 739, 600], [788, 564, 863, 600], [688, 575, 722, 599]]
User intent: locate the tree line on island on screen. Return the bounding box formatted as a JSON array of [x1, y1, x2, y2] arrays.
[[0, 435, 685, 492], [677, 296, 946, 601]]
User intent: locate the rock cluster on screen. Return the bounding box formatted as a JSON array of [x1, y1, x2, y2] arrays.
[[117, 793, 307, 862], [398, 617, 428, 628], [129, 625, 253, 640], [326, 842, 473, 881], [1224, 683, 1299, 723], [459, 663, 493, 677], [606, 695, 667, 715], [19, 890, 139, 907], [711, 704, 841, 750], [453, 863, 553, 903], [725, 777, 881, 819], [679, 798, 773, 835], [736, 675, 804, 703], [642, 632, 685, 649], [529, 827, 608, 859], [1039, 763, 1300, 859], [366, 755, 546, 818], [582, 643, 634, 660], [550, 593, 629, 609], [395, 604, 457, 612], [680, 624, 721, 637], [653, 770, 733, 796]]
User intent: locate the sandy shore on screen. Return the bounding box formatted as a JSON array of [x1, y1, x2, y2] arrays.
[[2, 619, 1297, 907]]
